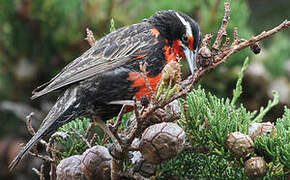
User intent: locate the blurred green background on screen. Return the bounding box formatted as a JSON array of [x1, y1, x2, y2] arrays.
[[0, 0, 289, 179]]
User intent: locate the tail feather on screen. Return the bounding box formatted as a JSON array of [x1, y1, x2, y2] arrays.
[[9, 87, 81, 171]]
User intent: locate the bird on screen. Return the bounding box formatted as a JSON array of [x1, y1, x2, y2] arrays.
[[9, 10, 201, 171]]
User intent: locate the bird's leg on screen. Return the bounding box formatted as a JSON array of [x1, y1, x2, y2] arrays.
[[94, 118, 122, 152], [109, 105, 126, 136], [94, 118, 125, 180]]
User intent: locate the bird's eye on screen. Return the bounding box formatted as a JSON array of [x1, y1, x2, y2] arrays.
[[182, 34, 188, 42]]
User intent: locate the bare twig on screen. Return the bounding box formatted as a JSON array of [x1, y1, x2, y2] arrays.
[[26, 112, 59, 180], [32, 164, 45, 180], [133, 97, 141, 123], [109, 105, 126, 145], [111, 158, 123, 180], [110, 105, 126, 133], [212, 2, 230, 51], [46, 132, 68, 180], [139, 62, 156, 102], [233, 27, 239, 45], [85, 122, 95, 139], [70, 128, 91, 148], [222, 37, 230, 51], [26, 112, 36, 135], [29, 152, 54, 162], [202, 34, 213, 47], [50, 143, 57, 180], [47, 132, 69, 152], [85, 28, 96, 47], [90, 133, 98, 146], [234, 20, 290, 52], [26, 112, 47, 146]]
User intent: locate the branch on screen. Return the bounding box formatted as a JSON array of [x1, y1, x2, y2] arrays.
[[26, 112, 36, 135], [139, 62, 156, 102], [235, 20, 290, 52], [25, 113, 48, 146], [32, 164, 45, 180], [29, 152, 54, 163], [46, 132, 68, 180], [212, 2, 230, 51], [109, 105, 126, 145], [70, 127, 92, 148]]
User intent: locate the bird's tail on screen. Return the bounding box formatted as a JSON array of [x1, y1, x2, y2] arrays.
[[9, 87, 81, 171]]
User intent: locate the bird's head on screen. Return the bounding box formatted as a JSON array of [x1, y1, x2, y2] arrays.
[[147, 10, 202, 74]]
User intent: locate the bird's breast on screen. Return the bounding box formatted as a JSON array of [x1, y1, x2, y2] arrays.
[[127, 72, 162, 101]]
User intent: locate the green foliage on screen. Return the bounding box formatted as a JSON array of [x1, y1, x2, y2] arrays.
[[159, 150, 282, 179], [160, 61, 289, 179], [57, 118, 90, 158], [56, 118, 104, 158], [178, 87, 255, 155], [255, 107, 290, 172], [110, 18, 116, 32], [231, 57, 249, 106], [159, 151, 246, 179], [56, 111, 132, 159], [253, 91, 279, 123]]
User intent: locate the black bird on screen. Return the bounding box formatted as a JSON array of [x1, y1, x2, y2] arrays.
[[9, 10, 201, 170]]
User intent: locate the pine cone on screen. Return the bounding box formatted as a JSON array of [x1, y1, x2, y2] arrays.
[[139, 122, 185, 164], [226, 132, 254, 158], [56, 155, 86, 180], [80, 145, 111, 180], [249, 122, 276, 141], [245, 157, 268, 178], [131, 151, 156, 178], [250, 42, 261, 54]]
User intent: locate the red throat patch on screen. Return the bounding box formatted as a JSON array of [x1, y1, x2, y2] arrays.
[[163, 39, 185, 62]]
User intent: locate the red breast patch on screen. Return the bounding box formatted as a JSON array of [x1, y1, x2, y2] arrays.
[[128, 72, 162, 100]]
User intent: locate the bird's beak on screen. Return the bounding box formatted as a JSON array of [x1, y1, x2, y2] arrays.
[[183, 47, 197, 74]]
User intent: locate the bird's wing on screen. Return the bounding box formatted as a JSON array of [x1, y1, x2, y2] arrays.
[[32, 22, 158, 99]]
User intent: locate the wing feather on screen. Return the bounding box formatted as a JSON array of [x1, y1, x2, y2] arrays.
[[32, 22, 157, 99]]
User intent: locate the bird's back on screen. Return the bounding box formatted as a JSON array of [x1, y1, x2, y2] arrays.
[[31, 21, 159, 99]]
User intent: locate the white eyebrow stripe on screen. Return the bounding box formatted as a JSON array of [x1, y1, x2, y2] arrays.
[[175, 12, 193, 37]]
